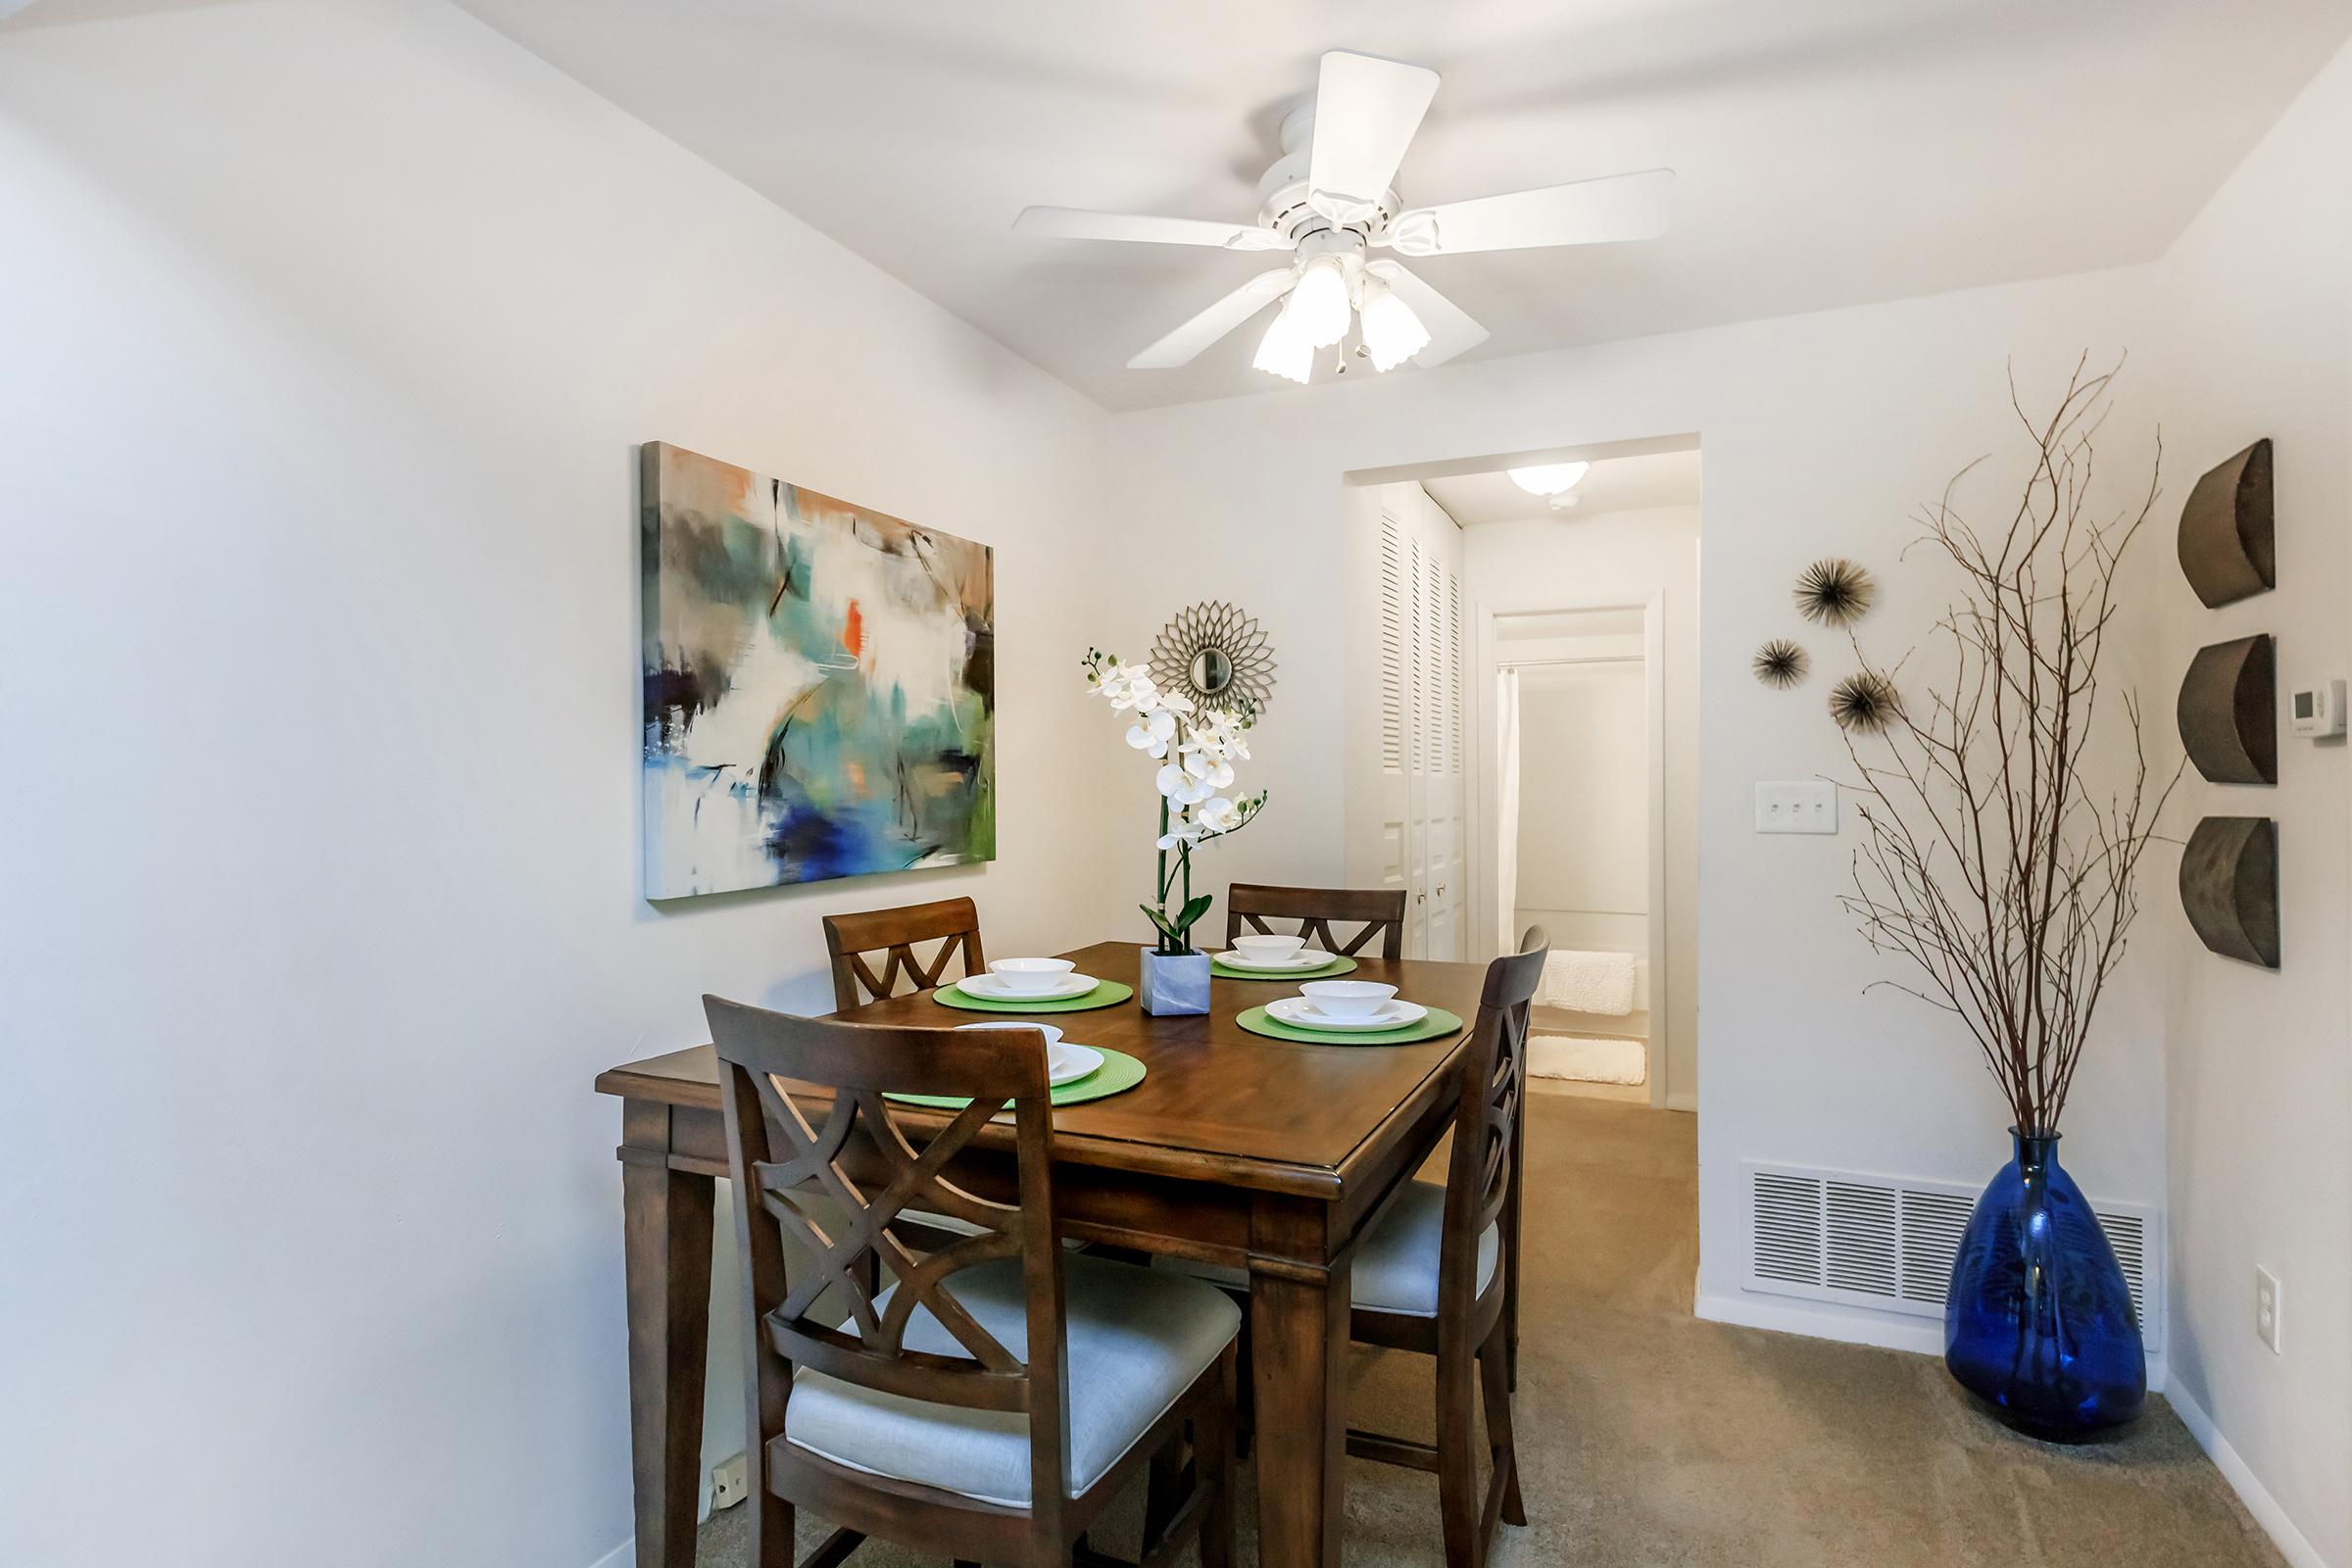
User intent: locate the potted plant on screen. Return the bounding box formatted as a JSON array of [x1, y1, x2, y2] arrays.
[[1837, 359, 2180, 1433], [1084, 648, 1266, 1014]]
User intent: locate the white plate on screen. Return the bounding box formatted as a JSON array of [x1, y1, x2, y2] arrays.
[[1214, 947, 1337, 972], [956, 971, 1100, 1002], [1266, 996, 1430, 1033], [1051, 1043, 1105, 1087]]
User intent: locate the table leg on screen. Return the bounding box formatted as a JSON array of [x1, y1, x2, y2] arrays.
[[1249, 1255, 1350, 1568], [621, 1113, 715, 1568]]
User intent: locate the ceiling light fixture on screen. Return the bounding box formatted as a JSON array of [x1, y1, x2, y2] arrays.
[[1251, 312, 1313, 384], [1282, 256, 1352, 349], [1506, 462, 1591, 497], [1357, 276, 1429, 372]]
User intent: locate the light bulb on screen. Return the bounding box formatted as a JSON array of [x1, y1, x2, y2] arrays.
[[1252, 312, 1312, 384], [1506, 462, 1591, 497], [1357, 277, 1430, 371], [1281, 257, 1352, 349]]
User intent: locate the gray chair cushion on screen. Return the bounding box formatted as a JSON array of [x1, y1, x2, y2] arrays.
[[782, 1254, 1239, 1508], [1349, 1179, 1499, 1317]]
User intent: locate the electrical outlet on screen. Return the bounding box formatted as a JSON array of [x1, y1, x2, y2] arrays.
[[1754, 780, 1838, 835], [710, 1452, 750, 1511], [2256, 1267, 2282, 1354]]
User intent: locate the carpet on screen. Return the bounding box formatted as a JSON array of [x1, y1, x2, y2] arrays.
[[698, 1095, 2285, 1567]]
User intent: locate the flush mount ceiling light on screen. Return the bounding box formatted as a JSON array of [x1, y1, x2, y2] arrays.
[[1506, 462, 1591, 497], [1014, 49, 1676, 385]]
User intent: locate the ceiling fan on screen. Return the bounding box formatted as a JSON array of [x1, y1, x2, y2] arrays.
[[1013, 49, 1674, 384]]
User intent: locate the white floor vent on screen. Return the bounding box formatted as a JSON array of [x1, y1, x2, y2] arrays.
[[1744, 1160, 2161, 1350]]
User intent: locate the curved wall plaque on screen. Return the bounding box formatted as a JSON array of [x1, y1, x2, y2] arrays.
[[2177, 633, 2277, 784], [2180, 816, 2279, 968], [2178, 438, 2275, 608]]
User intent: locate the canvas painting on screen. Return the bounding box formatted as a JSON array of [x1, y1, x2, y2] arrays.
[[640, 442, 996, 899]]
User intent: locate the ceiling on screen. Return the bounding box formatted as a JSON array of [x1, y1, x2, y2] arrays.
[[163, 2, 2352, 410], [1425, 448, 1701, 525]]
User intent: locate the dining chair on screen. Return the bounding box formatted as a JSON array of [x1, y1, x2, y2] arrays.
[[1223, 883, 1408, 959], [822, 897, 987, 1010], [1343, 928, 1548, 1568], [707, 996, 1241, 1568]]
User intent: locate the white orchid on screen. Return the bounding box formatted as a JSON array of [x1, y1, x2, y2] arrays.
[[1083, 646, 1268, 956], [1126, 709, 1177, 758]]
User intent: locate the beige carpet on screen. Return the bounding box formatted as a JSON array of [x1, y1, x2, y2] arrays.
[[700, 1094, 2284, 1567]]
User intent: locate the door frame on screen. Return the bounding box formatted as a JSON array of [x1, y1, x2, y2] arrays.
[[1470, 596, 1671, 1108]]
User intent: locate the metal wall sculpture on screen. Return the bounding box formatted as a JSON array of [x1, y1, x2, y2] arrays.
[[2179, 816, 2279, 968], [2176, 633, 2277, 785], [2177, 438, 2275, 608]]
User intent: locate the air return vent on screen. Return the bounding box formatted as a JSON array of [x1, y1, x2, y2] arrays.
[[1744, 1161, 2162, 1350]]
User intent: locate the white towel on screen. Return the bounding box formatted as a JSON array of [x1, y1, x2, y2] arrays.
[[1537, 950, 1637, 1016], [1529, 1034, 1647, 1085]]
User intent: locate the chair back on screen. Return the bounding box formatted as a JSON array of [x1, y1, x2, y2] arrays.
[[704, 996, 1073, 1506], [823, 897, 987, 1009], [1224, 883, 1407, 959], [1439, 929, 1547, 1321]]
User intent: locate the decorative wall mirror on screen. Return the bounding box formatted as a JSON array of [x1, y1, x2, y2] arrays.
[[1151, 600, 1277, 712]]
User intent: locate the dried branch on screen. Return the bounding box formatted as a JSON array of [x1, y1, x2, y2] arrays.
[[1836, 356, 2182, 1134]]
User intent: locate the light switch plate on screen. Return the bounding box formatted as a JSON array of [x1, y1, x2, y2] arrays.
[[1755, 780, 1838, 834]]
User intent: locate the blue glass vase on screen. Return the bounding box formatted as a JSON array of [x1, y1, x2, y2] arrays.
[[1944, 1129, 2144, 1433]]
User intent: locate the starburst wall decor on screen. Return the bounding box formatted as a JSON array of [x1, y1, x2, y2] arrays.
[[1794, 558, 1876, 626], [1752, 639, 1809, 688], [1150, 601, 1277, 713]]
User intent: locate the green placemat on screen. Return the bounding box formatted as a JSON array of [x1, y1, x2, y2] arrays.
[[884, 1047, 1147, 1109], [1210, 955, 1360, 981], [1235, 1004, 1464, 1047], [933, 980, 1135, 1013]]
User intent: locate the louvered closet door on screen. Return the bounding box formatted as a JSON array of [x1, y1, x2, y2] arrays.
[[1369, 486, 1465, 960]]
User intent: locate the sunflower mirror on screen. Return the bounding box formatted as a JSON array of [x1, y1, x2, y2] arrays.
[[1151, 601, 1276, 713]]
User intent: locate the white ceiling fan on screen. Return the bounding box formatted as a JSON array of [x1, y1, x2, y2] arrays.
[[1014, 49, 1674, 384]]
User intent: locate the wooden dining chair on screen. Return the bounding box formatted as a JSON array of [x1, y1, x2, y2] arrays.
[[1223, 883, 1408, 959], [706, 997, 1240, 1568], [822, 897, 986, 1011], [1342, 928, 1548, 1568]]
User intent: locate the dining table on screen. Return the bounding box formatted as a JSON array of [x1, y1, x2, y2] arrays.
[[593, 938, 1505, 1568]]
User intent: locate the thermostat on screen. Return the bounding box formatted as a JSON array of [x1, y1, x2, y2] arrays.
[[2290, 679, 2345, 738]]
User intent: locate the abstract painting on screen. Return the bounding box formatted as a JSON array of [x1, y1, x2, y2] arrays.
[[640, 442, 995, 899]]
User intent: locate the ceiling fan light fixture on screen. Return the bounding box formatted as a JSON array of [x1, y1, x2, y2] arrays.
[[1252, 312, 1313, 384], [1357, 277, 1429, 371], [1283, 256, 1352, 349], [1506, 462, 1590, 497]]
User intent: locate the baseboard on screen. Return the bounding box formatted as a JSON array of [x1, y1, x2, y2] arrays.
[[585, 1539, 634, 1568], [1694, 1291, 2170, 1391], [2166, 1381, 2331, 1568]]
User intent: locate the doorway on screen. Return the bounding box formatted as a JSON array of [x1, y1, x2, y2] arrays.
[[1340, 440, 1700, 1111]]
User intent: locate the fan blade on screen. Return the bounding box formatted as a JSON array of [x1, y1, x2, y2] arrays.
[[1127, 270, 1297, 369], [1363, 261, 1487, 368], [1307, 50, 1439, 224], [1014, 206, 1293, 252], [1384, 169, 1674, 257]]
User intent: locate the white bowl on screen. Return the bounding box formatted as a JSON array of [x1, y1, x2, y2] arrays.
[[1298, 980, 1398, 1018], [1233, 933, 1307, 961], [956, 1020, 1072, 1074], [987, 956, 1076, 995]]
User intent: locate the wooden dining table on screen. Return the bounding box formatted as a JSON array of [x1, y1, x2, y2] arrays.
[[594, 939, 1499, 1568]]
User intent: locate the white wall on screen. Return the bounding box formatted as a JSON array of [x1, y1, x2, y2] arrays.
[[1513, 663, 1648, 916], [1469, 507, 1699, 1104], [2146, 37, 2352, 1568], [0, 4, 1120, 1566], [1104, 268, 2173, 1359]]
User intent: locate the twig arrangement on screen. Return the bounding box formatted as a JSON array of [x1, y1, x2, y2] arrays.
[[1838, 356, 2182, 1135]]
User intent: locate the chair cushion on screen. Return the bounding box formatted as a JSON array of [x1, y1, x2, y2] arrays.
[[1349, 1180, 1499, 1317], [781, 1254, 1239, 1508]]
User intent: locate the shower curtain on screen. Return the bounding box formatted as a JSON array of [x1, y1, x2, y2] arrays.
[[1494, 665, 1520, 956]]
